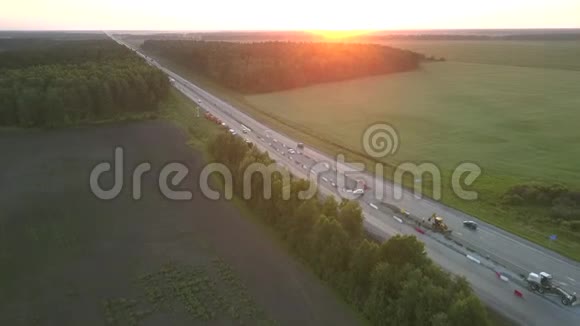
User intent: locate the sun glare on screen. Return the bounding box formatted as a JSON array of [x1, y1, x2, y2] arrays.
[[307, 30, 374, 40]]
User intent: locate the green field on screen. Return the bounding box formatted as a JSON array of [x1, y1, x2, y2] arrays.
[[239, 42, 580, 258], [246, 62, 580, 182], [385, 40, 580, 71]]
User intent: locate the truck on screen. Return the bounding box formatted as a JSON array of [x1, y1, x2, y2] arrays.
[[527, 272, 577, 306], [426, 214, 452, 235]]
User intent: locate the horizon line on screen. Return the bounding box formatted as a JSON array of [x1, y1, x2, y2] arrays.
[[1, 27, 580, 32]]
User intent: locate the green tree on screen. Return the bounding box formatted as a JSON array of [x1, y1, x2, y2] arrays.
[[0, 39, 170, 128], [379, 235, 428, 268], [17, 86, 43, 126], [321, 196, 339, 218], [311, 216, 351, 281], [44, 86, 65, 127], [364, 262, 397, 325], [142, 40, 424, 94], [287, 198, 319, 255], [338, 200, 364, 239], [347, 239, 379, 307], [448, 295, 490, 326]]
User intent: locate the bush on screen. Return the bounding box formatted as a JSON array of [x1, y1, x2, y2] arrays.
[[503, 183, 580, 224], [503, 183, 569, 206], [569, 221, 580, 232], [501, 193, 524, 205], [553, 205, 580, 221]]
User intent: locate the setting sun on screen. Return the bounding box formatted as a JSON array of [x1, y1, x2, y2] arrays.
[[307, 29, 373, 40]]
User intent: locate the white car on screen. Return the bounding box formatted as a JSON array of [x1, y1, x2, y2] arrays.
[[353, 189, 364, 195]]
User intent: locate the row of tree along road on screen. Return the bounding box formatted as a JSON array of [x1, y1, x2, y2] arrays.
[[208, 132, 492, 326]]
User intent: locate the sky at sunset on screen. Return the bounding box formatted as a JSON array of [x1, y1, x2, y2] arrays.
[[2, 0, 579, 30]]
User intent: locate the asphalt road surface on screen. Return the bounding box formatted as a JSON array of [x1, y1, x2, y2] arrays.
[[109, 33, 580, 325]]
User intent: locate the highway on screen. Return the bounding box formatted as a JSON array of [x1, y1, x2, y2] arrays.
[[109, 33, 580, 325]]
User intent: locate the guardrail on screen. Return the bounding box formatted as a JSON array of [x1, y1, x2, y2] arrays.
[[377, 201, 530, 282]]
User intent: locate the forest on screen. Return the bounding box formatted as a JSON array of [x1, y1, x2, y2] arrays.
[[208, 132, 491, 326], [142, 40, 426, 93], [0, 39, 169, 127]]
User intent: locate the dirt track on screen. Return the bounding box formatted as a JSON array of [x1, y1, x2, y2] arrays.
[[0, 121, 360, 325]]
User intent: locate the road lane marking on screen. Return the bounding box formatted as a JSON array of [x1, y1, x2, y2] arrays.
[[369, 203, 378, 210], [466, 255, 481, 264], [392, 216, 403, 223]]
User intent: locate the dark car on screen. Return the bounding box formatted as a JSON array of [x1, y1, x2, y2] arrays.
[[463, 221, 478, 230]]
